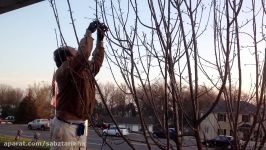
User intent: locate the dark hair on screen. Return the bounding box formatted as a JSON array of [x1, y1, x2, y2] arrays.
[[53, 47, 72, 68]]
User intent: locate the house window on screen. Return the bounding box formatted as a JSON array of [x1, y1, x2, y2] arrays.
[[218, 113, 226, 122], [230, 130, 233, 136], [218, 129, 226, 135], [205, 126, 209, 133], [242, 115, 250, 122]]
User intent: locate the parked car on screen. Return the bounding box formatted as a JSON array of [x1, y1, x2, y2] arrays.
[[152, 129, 166, 138], [169, 128, 179, 139], [103, 127, 129, 136], [28, 119, 50, 131], [88, 119, 110, 129], [4, 116, 15, 123], [202, 135, 236, 149], [96, 122, 110, 129], [153, 128, 180, 140], [0, 116, 15, 124], [5, 116, 15, 122]]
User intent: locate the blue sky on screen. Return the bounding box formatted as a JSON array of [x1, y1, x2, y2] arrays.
[[0, 0, 112, 89]]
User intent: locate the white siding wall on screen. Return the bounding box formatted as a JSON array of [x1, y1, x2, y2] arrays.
[[200, 113, 218, 139], [200, 113, 256, 140], [132, 124, 139, 131], [118, 124, 126, 128], [130, 124, 153, 132], [109, 123, 153, 132]]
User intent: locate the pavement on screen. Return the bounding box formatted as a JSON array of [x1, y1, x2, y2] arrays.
[[3, 124, 263, 149]]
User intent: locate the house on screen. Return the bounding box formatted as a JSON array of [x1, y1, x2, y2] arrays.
[[98, 116, 154, 132], [200, 100, 258, 140], [0, 106, 2, 116]]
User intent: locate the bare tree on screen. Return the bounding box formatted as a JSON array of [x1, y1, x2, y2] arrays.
[[49, 0, 266, 149], [0, 84, 23, 106], [0, 84, 23, 118]]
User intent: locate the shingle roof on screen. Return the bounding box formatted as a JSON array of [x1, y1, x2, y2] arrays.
[[202, 100, 257, 114]]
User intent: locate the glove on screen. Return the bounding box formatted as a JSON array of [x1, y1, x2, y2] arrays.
[[97, 23, 108, 42], [87, 20, 100, 33]]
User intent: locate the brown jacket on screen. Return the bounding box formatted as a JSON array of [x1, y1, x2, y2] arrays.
[[53, 32, 104, 120]]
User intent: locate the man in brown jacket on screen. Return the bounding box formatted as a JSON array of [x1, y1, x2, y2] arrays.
[[51, 21, 108, 150]]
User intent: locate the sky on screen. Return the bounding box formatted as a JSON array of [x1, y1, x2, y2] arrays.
[[0, 0, 265, 93], [0, 0, 113, 89]]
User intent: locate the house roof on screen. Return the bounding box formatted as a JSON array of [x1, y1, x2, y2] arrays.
[[202, 100, 257, 114], [0, 0, 44, 14], [98, 116, 154, 125]]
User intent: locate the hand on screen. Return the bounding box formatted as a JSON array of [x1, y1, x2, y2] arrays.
[[87, 20, 100, 33], [97, 23, 108, 42]]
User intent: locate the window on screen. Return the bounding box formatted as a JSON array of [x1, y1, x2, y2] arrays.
[[242, 114, 250, 122], [218, 113, 226, 122], [218, 129, 226, 135], [204, 126, 209, 133], [230, 130, 233, 136]]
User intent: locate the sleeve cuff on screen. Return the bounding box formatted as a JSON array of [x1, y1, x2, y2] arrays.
[[84, 30, 92, 37]]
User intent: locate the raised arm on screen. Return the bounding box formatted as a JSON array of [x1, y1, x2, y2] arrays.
[[89, 42, 105, 76], [69, 21, 99, 72], [89, 23, 108, 76]]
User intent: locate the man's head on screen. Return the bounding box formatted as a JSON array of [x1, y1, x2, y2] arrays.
[[53, 46, 77, 68]]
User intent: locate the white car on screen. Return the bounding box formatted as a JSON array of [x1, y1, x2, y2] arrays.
[[0, 116, 15, 124], [5, 116, 15, 122], [103, 127, 129, 136], [28, 119, 50, 130]]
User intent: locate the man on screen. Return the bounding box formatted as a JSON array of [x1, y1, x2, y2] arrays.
[[51, 21, 108, 150]]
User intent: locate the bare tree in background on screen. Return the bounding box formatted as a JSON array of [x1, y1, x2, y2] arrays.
[[15, 83, 51, 123], [50, 0, 266, 149], [0, 84, 23, 106], [28, 83, 52, 118], [0, 84, 23, 118]]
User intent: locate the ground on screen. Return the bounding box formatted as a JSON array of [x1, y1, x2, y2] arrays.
[[0, 124, 262, 150]]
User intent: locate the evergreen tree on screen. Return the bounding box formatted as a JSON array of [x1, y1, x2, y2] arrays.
[[15, 91, 37, 123]]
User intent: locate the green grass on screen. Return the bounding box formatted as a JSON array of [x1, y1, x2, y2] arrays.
[[0, 135, 50, 150]]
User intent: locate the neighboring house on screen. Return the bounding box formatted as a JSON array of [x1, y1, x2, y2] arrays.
[[0, 106, 2, 116], [99, 116, 154, 132], [200, 100, 257, 140]]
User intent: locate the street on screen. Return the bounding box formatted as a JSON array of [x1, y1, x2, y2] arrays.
[[1, 124, 262, 150], [0, 124, 266, 150], [0, 124, 202, 150]]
